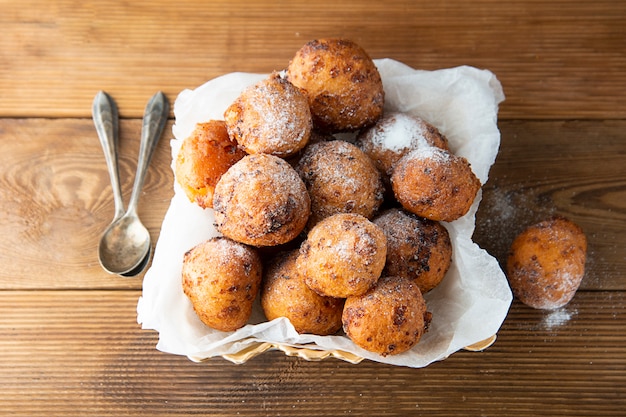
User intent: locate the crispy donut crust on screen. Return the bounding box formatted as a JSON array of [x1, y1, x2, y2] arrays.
[[286, 38, 384, 132], [175, 120, 246, 209], [373, 208, 452, 293], [391, 147, 481, 222], [261, 250, 344, 335], [342, 275, 431, 356], [213, 154, 311, 247], [224, 73, 312, 157], [507, 216, 587, 309], [182, 237, 262, 332], [297, 213, 387, 298]]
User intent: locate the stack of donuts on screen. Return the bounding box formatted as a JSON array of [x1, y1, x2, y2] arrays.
[[176, 39, 483, 357]]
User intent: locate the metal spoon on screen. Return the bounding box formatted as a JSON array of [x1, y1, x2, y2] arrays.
[[97, 91, 169, 276], [93, 91, 151, 277]]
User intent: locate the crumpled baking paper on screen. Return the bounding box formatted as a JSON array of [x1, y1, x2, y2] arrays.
[[137, 58, 512, 368]]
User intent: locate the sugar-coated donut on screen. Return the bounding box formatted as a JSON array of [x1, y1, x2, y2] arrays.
[[224, 73, 312, 157], [507, 216, 587, 309], [356, 112, 449, 180], [373, 208, 452, 293], [297, 213, 387, 298], [182, 237, 262, 332], [391, 147, 481, 222], [342, 275, 431, 356], [295, 140, 384, 228], [261, 250, 344, 335], [213, 154, 311, 247]]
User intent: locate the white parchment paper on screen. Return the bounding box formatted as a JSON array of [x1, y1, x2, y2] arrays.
[[137, 59, 512, 368]]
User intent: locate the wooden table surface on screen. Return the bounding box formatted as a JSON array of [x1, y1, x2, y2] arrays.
[[1, 1, 625, 415]]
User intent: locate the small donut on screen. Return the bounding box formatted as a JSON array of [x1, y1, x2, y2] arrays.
[[261, 250, 344, 335], [391, 147, 481, 222], [286, 38, 384, 132], [175, 120, 246, 209], [182, 237, 262, 332], [213, 154, 311, 247], [373, 208, 452, 293], [297, 213, 387, 298], [507, 216, 587, 309], [224, 73, 312, 157], [356, 112, 449, 180], [342, 275, 431, 356], [295, 140, 384, 228]]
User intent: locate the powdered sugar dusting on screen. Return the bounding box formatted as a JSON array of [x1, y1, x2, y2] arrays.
[[239, 75, 310, 155], [373, 113, 430, 152], [542, 307, 577, 330], [404, 145, 451, 164]]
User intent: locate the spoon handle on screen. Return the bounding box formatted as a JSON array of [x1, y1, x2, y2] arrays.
[[127, 91, 170, 215], [92, 91, 125, 220]]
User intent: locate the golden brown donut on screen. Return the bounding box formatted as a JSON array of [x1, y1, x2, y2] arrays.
[[297, 213, 387, 298], [342, 275, 431, 356], [213, 154, 311, 247], [373, 208, 452, 293], [175, 120, 246, 209], [506, 216, 587, 309], [261, 250, 344, 335], [356, 112, 449, 180], [224, 73, 312, 157], [391, 147, 481, 222], [295, 140, 385, 228], [286, 38, 384, 132], [182, 237, 262, 332]]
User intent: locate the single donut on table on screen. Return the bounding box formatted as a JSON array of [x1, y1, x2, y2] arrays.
[[224, 72, 312, 158], [182, 236, 262, 332], [506, 216, 587, 310], [373, 208, 452, 293], [213, 154, 311, 247], [295, 140, 384, 228], [286, 38, 384, 132], [391, 147, 481, 222], [261, 250, 344, 335], [297, 213, 387, 298], [175, 120, 246, 209], [342, 275, 431, 356]]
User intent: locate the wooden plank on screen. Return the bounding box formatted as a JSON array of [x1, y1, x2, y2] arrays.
[[0, 290, 624, 416], [0, 118, 624, 290], [2, 0, 625, 119]]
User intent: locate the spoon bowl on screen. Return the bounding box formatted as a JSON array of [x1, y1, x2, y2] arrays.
[[98, 212, 151, 275], [96, 91, 169, 276]]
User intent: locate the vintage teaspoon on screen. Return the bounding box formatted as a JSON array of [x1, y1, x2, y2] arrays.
[[92, 91, 149, 276], [96, 91, 169, 276]]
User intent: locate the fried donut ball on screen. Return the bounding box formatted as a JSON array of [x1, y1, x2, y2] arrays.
[[286, 38, 384, 132], [506, 216, 587, 310], [224, 73, 312, 157], [261, 250, 344, 335], [356, 112, 449, 180], [182, 237, 262, 332], [213, 154, 311, 247], [175, 120, 246, 209], [297, 213, 387, 298], [391, 147, 481, 222], [295, 140, 384, 228], [342, 275, 431, 356], [373, 208, 452, 293]]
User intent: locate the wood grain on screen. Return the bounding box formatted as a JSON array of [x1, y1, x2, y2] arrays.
[[2, 0, 625, 119], [0, 290, 624, 416], [1, 1, 625, 415]]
